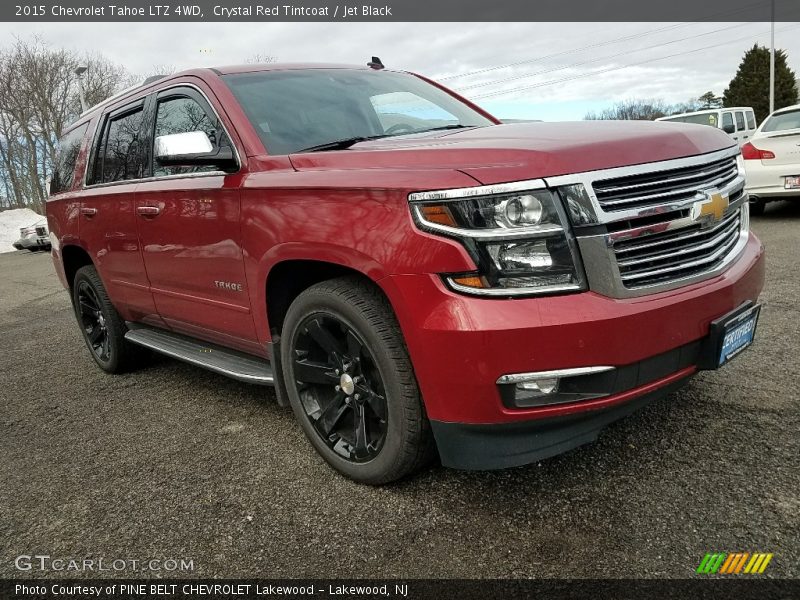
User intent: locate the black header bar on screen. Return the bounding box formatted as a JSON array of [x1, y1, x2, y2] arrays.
[[3, 0, 800, 22]]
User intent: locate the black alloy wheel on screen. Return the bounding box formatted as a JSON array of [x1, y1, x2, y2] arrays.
[[77, 279, 112, 362], [292, 313, 388, 462], [72, 265, 142, 374], [280, 276, 435, 484]]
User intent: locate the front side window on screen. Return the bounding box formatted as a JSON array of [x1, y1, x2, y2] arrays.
[[223, 69, 493, 155], [735, 111, 745, 131], [50, 122, 88, 194], [96, 107, 145, 184], [152, 95, 226, 177], [721, 112, 734, 131], [761, 108, 800, 132]]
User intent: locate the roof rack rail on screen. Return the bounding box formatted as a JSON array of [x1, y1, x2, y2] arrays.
[[77, 74, 169, 119]]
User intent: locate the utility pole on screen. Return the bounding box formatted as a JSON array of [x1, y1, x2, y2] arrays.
[[75, 65, 88, 113], [769, 0, 775, 114]]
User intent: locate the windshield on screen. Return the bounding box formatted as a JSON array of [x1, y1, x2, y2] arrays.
[[222, 69, 494, 155], [761, 108, 800, 133]]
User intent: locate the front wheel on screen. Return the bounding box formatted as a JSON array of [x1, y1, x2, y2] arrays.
[[280, 277, 435, 484]]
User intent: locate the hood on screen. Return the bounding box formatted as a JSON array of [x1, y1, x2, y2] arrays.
[[288, 121, 736, 185]]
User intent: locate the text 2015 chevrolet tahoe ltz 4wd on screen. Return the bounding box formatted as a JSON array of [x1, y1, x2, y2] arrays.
[[47, 62, 765, 484]]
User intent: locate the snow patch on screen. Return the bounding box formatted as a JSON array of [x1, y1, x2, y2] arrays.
[[0, 208, 45, 253]]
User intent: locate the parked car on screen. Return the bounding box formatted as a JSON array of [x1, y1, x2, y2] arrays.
[[741, 103, 800, 215], [47, 62, 765, 484], [656, 107, 757, 145], [13, 220, 51, 251]]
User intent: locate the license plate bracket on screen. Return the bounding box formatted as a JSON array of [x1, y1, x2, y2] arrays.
[[698, 301, 761, 370]]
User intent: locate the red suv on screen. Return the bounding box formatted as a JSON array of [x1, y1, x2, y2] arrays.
[[47, 62, 765, 484]]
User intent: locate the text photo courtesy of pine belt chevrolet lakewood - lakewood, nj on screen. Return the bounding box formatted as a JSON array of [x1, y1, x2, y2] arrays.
[[1, 0, 798, 597]]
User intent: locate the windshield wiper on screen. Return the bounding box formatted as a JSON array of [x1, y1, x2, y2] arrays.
[[414, 124, 478, 133], [298, 134, 390, 153], [298, 125, 479, 152]]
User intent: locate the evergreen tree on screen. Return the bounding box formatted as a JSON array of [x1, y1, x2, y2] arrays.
[[697, 91, 722, 109], [723, 44, 798, 123]]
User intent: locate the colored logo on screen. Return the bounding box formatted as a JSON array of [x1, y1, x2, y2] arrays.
[[691, 191, 729, 225], [697, 552, 773, 574]]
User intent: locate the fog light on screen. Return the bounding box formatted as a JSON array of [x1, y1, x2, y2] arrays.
[[517, 377, 559, 396]]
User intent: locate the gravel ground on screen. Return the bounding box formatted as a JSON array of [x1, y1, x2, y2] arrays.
[[1, 203, 798, 579]]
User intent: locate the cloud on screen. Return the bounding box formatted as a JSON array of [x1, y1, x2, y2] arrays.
[[1, 21, 797, 119]]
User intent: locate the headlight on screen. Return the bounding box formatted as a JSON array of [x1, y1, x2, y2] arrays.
[[410, 184, 587, 296]]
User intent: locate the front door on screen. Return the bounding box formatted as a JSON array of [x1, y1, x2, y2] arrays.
[[134, 85, 259, 352]]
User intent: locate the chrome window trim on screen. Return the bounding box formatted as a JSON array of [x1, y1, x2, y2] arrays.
[[408, 178, 547, 202], [497, 366, 615, 385], [544, 146, 741, 224], [82, 82, 242, 190]]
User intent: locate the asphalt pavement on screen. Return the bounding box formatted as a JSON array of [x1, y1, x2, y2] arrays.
[[1, 203, 798, 579]]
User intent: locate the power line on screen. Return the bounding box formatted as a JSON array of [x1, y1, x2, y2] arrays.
[[469, 23, 800, 101], [455, 21, 758, 93], [436, 0, 782, 83]]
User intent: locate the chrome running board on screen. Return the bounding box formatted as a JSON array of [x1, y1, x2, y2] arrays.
[[125, 325, 274, 385]]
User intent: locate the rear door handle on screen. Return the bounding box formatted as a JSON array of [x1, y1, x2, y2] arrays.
[[80, 207, 97, 217], [137, 206, 161, 217]]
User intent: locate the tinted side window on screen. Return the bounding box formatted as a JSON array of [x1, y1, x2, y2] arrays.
[[735, 111, 745, 131], [721, 112, 734, 130], [153, 96, 227, 177], [98, 108, 145, 183], [50, 122, 89, 194], [746, 111, 756, 130]]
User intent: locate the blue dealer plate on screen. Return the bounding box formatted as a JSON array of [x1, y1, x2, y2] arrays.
[[718, 306, 760, 367]]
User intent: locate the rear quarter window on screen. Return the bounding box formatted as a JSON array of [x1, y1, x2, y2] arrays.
[[746, 111, 756, 130], [50, 122, 89, 195]]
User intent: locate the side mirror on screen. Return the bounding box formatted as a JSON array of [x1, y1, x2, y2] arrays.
[[154, 131, 237, 172], [722, 123, 736, 134]]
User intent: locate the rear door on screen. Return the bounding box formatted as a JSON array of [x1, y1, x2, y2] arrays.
[[134, 84, 259, 352], [79, 99, 162, 325]]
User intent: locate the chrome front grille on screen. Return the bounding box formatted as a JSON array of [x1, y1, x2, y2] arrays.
[[614, 206, 742, 288], [593, 155, 738, 212], [546, 147, 750, 299]]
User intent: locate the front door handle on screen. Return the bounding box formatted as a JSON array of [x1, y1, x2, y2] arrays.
[[80, 207, 97, 217], [137, 206, 161, 217]]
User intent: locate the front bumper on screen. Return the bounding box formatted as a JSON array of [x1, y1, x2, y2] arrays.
[[381, 232, 765, 469]]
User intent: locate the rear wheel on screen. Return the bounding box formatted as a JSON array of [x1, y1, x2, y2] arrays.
[[73, 265, 142, 374], [280, 276, 435, 484]]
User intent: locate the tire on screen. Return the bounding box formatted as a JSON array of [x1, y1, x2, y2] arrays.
[[749, 197, 766, 216], [280, 276, 435, 484], [72, 265, 142, 374]]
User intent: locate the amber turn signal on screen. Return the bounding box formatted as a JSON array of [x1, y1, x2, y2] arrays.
[[419, 204, 457, 227], [450, 275, 487, 289]]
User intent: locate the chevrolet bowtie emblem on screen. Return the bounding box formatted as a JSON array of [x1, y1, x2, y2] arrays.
[[692, 191, 729, 224]]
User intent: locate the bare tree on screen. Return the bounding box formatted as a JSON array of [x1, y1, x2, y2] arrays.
[[585, 98, 672, 121], [0, 37, 131, 212]]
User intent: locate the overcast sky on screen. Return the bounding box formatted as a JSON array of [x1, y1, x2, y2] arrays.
[[1, 21, 799, 120]]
